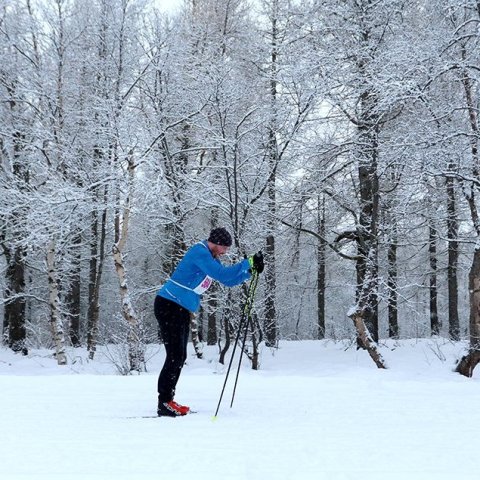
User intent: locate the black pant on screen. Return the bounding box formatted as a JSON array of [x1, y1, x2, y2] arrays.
[[154, 296, 190, 403]]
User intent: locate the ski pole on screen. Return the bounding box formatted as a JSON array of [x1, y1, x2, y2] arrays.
[[229, 272, 259, 408], [213, 271, 259, 418]]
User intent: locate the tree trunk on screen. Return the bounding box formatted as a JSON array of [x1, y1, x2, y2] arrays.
[[446, 173, 459, 340], [356, 105, 380, 342], [2, 99, 28, 354], [456, 248, 480, 377], [46, 240, 67, 365], [218, 291, 234, 365], [264, 233, 277, 346], [87, 198, 107, 360], [112, 156, 144, 373], [67, 233, 82, 347], [4, 246, 27, 355], [387, 226, 398, 338], [190, 312, 203, 359], [264, 0, 279, 348], [250, 314, 260, 370], [317, 196, 326, 339], [206, 212, 218, 345], [429, 221, 440, 335], [197, 307, 204, 342], [218, 316, 231, 366], [356, 178, 379, 342], [351, 250, 387, 369], [350, 311, 387, 369], [86, 211, 100, 358], [456, 41, 480, 376], [112, 243, 144, 372], [207, 285, 218, 345]]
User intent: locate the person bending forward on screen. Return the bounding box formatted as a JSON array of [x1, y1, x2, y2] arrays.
[[154, 227, 264, 417]]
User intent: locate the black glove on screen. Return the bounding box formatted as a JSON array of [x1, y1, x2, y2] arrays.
[[248, 251, 264, 274]]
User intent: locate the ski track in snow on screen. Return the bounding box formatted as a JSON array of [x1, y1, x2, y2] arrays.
[[0, 339, 478, 480]]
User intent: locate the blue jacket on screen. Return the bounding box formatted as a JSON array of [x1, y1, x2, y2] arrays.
[[157, 241, 251, 312]]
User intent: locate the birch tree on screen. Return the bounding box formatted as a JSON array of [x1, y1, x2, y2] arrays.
[[105, 0, 149, 371], [430, 0, 480, 376]]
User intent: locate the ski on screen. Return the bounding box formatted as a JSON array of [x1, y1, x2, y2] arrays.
[[126, 411, 198, 419]]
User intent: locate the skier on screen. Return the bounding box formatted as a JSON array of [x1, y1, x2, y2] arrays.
[[154, 227, 264, 417]]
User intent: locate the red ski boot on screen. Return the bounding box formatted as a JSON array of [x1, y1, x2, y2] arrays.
[[157, 400, 189, 417]]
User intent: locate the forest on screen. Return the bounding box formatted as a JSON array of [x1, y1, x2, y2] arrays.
[[2, 0, 480, 375]]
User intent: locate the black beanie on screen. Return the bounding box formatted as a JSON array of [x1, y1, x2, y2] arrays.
[[208, 227, 232, 247]]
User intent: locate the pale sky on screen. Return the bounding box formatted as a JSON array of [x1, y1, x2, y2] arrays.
[[155, 0, 182, 13]]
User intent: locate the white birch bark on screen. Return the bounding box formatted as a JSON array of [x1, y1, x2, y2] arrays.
[[112, 157, 144, 372], [190, 312, 203, 359], [46, 239, 67, 366]]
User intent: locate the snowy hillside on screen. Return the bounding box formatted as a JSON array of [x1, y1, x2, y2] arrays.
[[0, 339, 478, 480]]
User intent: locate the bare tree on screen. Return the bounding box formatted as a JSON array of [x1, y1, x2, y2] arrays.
[[422, 0, 480, 376]]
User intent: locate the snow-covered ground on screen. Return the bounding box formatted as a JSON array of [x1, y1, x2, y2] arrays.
[[0, 339, 478, 480]]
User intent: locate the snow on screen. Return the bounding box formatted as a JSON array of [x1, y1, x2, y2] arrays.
[[0, 339, 478, 480]]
